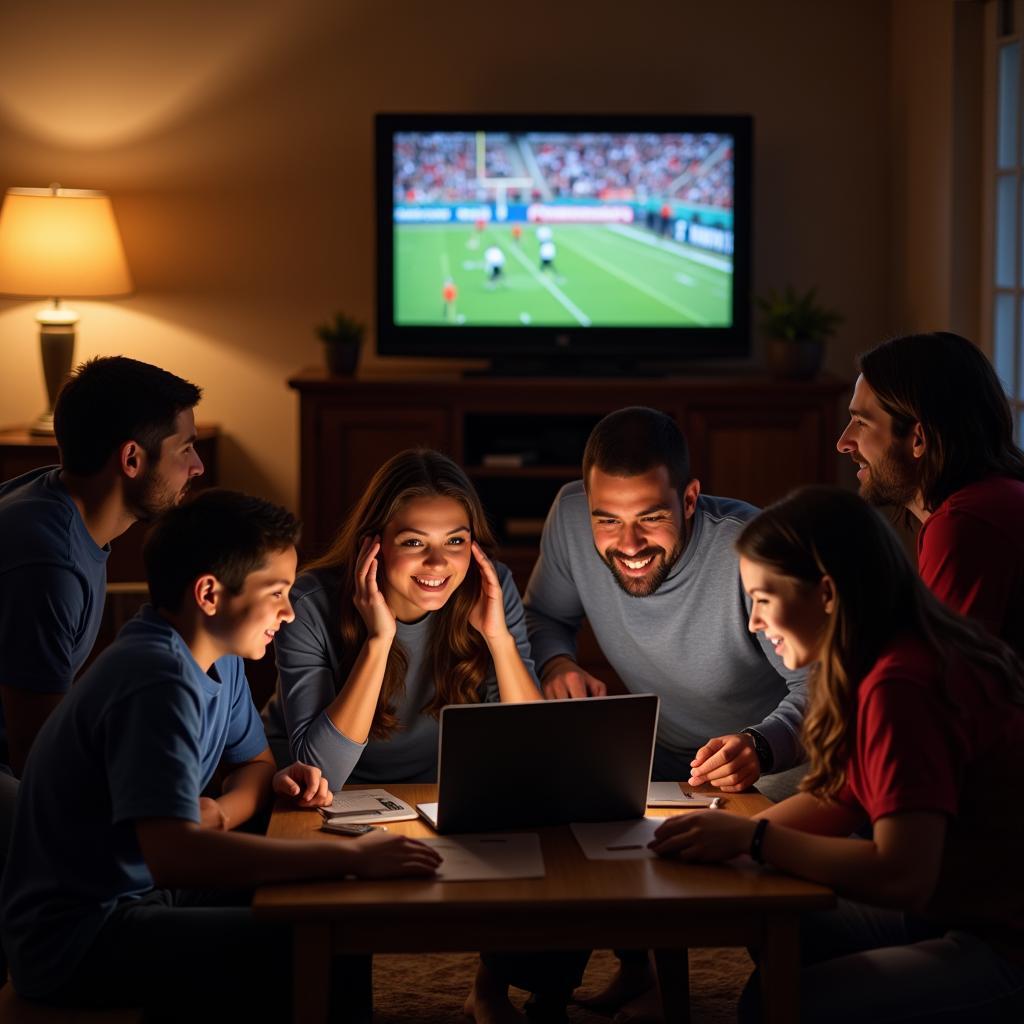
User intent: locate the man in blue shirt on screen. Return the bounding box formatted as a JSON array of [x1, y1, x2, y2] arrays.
[[0, 488, 440, 1018], [0, 356, 205, 775]]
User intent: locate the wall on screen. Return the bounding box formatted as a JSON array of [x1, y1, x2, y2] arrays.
[[0, 0, 895, 509], [888, 0, 983, 341]]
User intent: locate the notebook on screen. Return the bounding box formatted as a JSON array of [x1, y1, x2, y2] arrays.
[[318, 788, 418, 825]]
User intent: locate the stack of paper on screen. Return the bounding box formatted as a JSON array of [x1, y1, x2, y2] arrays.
[[319, 789, 418, 825]]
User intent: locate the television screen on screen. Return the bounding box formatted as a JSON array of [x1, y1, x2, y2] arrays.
[[376, 114, 751, 365]]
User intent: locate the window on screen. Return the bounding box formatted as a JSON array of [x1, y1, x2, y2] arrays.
[[992, 1, 1024, 438]]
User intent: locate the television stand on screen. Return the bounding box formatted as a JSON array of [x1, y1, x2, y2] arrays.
[[289, 369, 846, 565], [469, 356, 680, 378]]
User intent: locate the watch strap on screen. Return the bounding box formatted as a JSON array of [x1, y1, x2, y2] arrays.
[[742, 728, 774, 774]]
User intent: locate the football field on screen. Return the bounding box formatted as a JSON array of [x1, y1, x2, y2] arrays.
[[395, 223, 732, 328]]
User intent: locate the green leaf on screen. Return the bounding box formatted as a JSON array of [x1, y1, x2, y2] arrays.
[[315, 311, 365, 344], [754, 286, 843, 344]]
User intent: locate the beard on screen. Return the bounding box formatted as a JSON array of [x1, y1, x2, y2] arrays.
[[857, 442, 919, 507], [599, 542, 682, 598], [126, 468, 191, 522]]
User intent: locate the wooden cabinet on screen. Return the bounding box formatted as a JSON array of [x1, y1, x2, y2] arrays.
[[289, 371, 848, 576]]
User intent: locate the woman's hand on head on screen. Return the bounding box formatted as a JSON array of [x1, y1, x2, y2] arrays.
[[353, 535, 397, 642], [467, 542, 512, 643]]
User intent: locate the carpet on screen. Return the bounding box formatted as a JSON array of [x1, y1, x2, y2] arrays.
[[373, 948, 752, 1023]]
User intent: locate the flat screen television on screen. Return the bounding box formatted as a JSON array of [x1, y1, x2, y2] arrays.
[[375, 113, 752, 371]]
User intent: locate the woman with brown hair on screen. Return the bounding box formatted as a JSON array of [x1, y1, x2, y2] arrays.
[[649, 486, 1024, 1022], [262, 449, 540, 787]]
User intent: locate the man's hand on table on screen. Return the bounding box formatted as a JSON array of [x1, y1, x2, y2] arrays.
[[274, 761, 333, 808], [346, 830, 442, 878], [688, 733, 760, 792], [541, 655, 608, 699]]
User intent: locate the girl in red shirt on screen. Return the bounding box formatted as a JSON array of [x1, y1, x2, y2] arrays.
[[650, 485, 1024, 1022]]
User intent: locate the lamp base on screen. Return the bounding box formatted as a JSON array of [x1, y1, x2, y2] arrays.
[[29, 410, 56, 436], [32, 307, 78, 435]]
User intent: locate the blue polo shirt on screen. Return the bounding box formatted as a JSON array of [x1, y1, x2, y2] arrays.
[[0, 467, 109, 768], [0, 605, 268, 998]]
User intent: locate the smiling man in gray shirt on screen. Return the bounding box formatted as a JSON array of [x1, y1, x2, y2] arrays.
[[526, 406, 807, 792], [474, 408, 809, 1024]]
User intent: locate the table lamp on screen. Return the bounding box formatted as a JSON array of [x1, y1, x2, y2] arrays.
[[0, 185, 133, 433]]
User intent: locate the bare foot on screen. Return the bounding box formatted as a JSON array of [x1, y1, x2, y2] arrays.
[[611, 986, 664, 1024], [464, 962, 525, 1024], [575, 958, 655, 1011]]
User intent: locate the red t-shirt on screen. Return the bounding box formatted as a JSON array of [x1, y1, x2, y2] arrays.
[[837, 633, 1024, 954], [917, 476, 1024, 657]]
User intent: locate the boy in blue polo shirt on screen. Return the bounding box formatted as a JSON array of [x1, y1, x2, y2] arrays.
[[0, 489, 440, 1019]]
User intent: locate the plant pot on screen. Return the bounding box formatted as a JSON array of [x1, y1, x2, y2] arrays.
[[323, 339, 361, 376], [765, 337, 823, 380]]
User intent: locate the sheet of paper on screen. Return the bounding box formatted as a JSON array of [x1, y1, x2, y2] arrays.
[[647, 782, 718, 807], [570, 819, 662, 860], [423, 833, 545, 881]]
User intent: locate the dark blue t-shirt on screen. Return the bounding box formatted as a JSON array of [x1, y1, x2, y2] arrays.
[[0, 605, 268, 998], [0, 467, 109, 767]]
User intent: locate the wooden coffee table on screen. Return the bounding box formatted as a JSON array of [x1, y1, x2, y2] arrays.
[[253, 784, 833, 1023]]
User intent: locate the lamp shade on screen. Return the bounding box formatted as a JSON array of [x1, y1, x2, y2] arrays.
[[0, 186, 132, 298]]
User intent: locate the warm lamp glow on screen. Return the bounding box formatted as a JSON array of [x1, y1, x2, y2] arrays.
[[0, 187, 132, 297], [0, 186, 133, 434]]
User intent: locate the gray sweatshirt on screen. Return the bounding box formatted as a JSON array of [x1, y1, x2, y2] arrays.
[[523, 482, 807, 771], [262, 563, 539, 786]]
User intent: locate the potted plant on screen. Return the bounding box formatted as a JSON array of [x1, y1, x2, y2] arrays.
[[756, 286, 843, 380], [316, 312, 365, 376]]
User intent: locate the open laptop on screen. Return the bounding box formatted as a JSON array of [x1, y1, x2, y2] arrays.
[[417, 693, 659, 834]]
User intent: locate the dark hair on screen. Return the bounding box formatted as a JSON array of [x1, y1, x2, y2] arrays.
[[582, 407, 690, 494], [308, 449, 496, 741], [54, 356, 202, 476], [736, 486, 1024, 800], [144, 489, 301, 612], [858, 332, 1024, 511]]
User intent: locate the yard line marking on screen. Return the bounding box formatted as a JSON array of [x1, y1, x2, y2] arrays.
[[606, 223, 733, 273], [504, 238, 591, 326], [557, 235, 709, 325], [580, 225, 728, 291]]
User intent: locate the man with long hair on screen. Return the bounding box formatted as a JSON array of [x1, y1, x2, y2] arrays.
[[0, 356, 205, 775], [838, 332, 1024, 656]]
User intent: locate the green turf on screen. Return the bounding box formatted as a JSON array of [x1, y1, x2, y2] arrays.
[[395, 223, 732, 328]]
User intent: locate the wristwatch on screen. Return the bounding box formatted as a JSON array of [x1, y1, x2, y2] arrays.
[[741, 728, 773, 774]]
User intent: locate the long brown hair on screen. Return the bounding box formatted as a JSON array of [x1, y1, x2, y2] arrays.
[[859, 332, 1024, 512], [736, 486, 1024, 800], [307, 449, 497, 740]]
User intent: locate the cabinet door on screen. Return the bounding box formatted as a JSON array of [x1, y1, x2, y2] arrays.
[[685, 405, 831, 508], [304, 406, 448, 556]]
